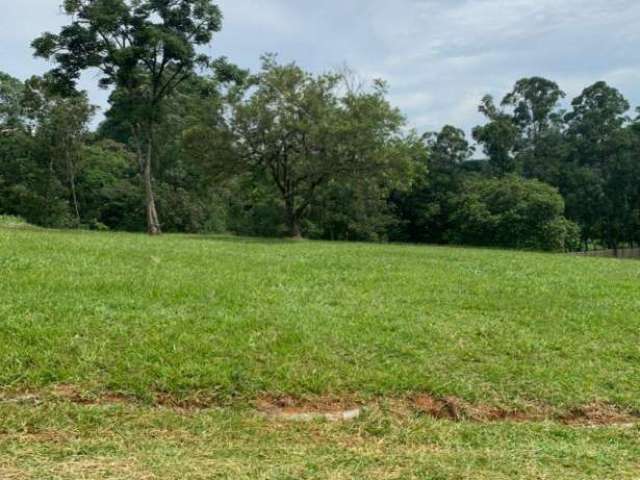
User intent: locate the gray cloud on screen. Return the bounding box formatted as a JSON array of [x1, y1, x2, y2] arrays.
[[2, 0, 639, 134]]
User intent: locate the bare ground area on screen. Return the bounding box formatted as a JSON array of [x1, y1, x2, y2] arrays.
[[2, 386, 638, 426]]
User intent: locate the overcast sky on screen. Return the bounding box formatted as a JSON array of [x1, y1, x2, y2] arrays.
[[2, 0, 640, 134]]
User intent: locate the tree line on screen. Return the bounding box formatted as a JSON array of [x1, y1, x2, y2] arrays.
[[1, 0, 639, 252]]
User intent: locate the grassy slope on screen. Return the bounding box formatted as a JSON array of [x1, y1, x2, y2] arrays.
[[1, 227, 639, 479]]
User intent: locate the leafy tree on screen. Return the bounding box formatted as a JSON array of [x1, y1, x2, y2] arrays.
[[75, 140, 144, 231], [391, 125, 472, 243], [309, 135, 425, 242], [0, 73, 74, 226], [0, 72, 26, 130], [501, 77, 568, 185], [426, 125, 475, 168], [308, 182, 397, 241], [502, 77, 565, 146], [472, 95, 519, 175], [1, 72, 141, 231], [562, 166, 605, 250], [22, 76, 95, 224], [104, 73, 243, 232], [232, 57, 415, 238], [564, 82, 635, 248], [33, 0, 226, 234], [565, 81, 630, 168]]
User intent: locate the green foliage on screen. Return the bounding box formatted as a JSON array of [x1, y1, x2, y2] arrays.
[[561, 82, 638, 248], [502, 77, 566, 142], [391, 126, 470, 244], [0, 72, 26, 128], [232, 57, 416, 237], [0, 123, 73, 227], [450, 176, 579, 251], [473, 95, 520, 175], [32, 0, 229, 234], [32, 0, 224, 96], [565, 81, 630, 156], [469, 78, 640, 250], [7, 34, 640, 251], [76, 140, 145, 231], [307, 181, 397, 241]]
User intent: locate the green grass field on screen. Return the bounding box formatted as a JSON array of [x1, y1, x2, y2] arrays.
[[1, 226, 639, 479]]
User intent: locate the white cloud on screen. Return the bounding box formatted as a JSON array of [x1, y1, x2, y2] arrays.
[[2, 0, 639, 134]]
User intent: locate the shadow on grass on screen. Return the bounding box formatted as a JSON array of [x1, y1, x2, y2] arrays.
[[185, 233, 304, 246]]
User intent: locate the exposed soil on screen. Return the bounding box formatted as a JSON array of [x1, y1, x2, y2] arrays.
[[410, 394, 639, 426], [1, 387, 638, 426], [51, 384, 132, 406], [255, 394, 359, 413], [559, 402, 639, 426], [411, 394, 546, 422], [254, 395, 362, 422]]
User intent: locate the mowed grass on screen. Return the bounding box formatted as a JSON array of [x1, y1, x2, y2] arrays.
[[1, 227, 640, 479], [1, 227, 639, 407], [1, 402, 639, 480]]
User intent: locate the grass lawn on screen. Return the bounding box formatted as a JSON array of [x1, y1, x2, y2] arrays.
[[1, 227, 639, 478]]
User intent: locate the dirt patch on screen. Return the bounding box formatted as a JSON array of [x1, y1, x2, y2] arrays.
[[0, 385, 135, 408], [50, 384, 132, 406], [411, 394, 546, 422], [560, 402, 638, 426], [410, 394, 637, 426], [413, 395, 465, 421], [255, 395, 362, 422], [1, 387, 638, 426], [255, 394, 359, 412]]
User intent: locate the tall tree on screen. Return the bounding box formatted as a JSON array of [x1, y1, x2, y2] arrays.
[[426, 125, 475, 169], [501, 77, 568, 186], [472, 95, 519, 175], [232, 57, 415, 238], [0, 72, 26, 131], [22, 76, 95, 224], [0, 73, 74, 226], [502, 77, 565, 146], [564, 82, 634, 249], [32, 0, 225, 234], [565, 81, 630, 168], [391, 125, 472, 243]]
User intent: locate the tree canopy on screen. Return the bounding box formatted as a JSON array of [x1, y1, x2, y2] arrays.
[[32, 0, 228, 234], [1, 6, 639, 252]]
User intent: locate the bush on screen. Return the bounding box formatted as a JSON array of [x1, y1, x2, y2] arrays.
[[450, 176, 579, 251]]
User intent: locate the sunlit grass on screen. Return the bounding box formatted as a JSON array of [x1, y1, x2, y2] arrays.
[[1, 227, 639, 478]]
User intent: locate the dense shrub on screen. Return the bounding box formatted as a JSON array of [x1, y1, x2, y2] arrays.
[[450, 176, 580, 251]]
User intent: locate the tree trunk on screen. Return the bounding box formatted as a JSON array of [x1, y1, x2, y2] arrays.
[[66, 149, 80, 225], [288, 218, 302, 239], [144, 139, 161, 236], [69, 169, 80, 225], [285, 195, 302, 239]]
